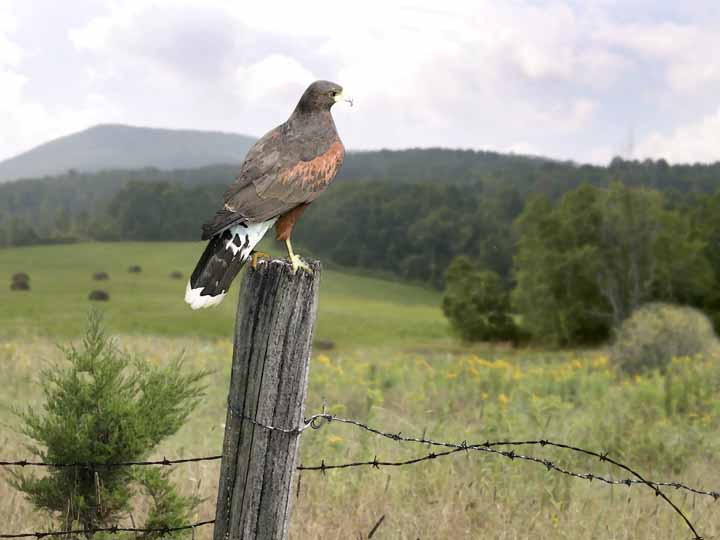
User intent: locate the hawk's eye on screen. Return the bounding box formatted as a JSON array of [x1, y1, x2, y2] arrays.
[[329, 91, 338, 98]]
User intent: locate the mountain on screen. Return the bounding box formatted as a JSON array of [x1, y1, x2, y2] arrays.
[[0, 124, 257, 183]]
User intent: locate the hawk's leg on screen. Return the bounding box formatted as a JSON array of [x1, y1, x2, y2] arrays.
[[285, 238, 311, 274], [250, 250, 271, 269]]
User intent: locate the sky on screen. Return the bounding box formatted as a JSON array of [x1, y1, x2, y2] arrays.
[[1, 0, 720, 165]]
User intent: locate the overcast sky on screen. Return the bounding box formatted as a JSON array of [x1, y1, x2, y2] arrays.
[[1, 0, 719, 165]]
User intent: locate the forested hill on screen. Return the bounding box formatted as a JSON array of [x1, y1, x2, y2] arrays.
[[2, 149, 718, 221], [338, 148, 551, 184], [1, 147, 718, 290], [0, 124, 256, 182], [0, 123, 552, 185], [341, 149, 720, 195]]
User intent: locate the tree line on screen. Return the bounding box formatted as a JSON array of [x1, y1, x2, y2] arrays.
[[444, 182, 720, 344]]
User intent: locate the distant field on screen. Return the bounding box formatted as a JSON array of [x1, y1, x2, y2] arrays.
[[0, 242, 449, 348]]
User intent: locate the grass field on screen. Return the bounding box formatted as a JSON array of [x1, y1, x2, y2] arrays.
[[1, 243, 718, 539], [0, 242, 449, 347]]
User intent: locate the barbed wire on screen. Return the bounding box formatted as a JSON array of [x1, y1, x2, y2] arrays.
[[2, 411, 716, 539], [297, 443, 720, 497], [3, 439, 716, 500], [297, 412, 720, 500], [3, 412, 716, 500], [0, 455, 222, 468], [0, 518, 215, 539], [297, 412, 708, 540]]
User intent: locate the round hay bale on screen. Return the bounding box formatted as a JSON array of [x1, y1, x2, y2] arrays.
[[11, 272, 29, 284], [93, 272, 109, 281], [128, 265, 142, 274], [314, 340, 336, 351], [10, 281, 30, 291], [169, 271, 183, 280], [88, 290, 110, 302]]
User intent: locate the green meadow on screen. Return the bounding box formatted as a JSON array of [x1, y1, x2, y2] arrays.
[[0, 243, 719, 539], [0, 242, 449, 347]]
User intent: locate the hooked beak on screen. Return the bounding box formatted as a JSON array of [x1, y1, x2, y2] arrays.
[[334, 90, 354, 107]]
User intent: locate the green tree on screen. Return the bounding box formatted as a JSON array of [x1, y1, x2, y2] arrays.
[[408, 207, 472, 286], [689, 191, 720, 332], [10, 313, 208, 536], [596, 183, 712, 325], [512, 183, 713, 345], [442, 256, 517, 342], [512, 189, 608, 345]]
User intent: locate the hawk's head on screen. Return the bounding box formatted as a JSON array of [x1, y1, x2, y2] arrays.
[[297, 80, 352, 112]]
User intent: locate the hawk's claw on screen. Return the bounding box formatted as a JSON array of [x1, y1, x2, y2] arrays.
[[250, 251, 271, 269], [289, 254, 311, 274]]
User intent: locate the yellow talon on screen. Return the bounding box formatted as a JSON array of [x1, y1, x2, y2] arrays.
[[250, 251, 270, 269], [290, 254, 311, 274], [285, 239, 311, 274]]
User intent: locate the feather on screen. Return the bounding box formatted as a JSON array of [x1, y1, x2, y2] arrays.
[[185, 218, 277, 309]]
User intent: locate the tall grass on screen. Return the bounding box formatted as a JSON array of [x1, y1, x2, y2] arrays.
[[1, 336, 718, 539]]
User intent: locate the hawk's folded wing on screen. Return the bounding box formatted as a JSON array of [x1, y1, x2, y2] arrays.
[[201, 125, 344, 239]]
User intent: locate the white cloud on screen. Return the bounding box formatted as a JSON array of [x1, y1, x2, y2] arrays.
[[0, 0, 719, 163], [0, 84, 124, 159], [0, 9, 20, 67], [667, 61, 720, 94], [0, 67, 24, 101], [530, 98, 598, 133], [0, 7, 122, 158], [594, 20, 720, 94], [0, 17, 42, 156], [0, 33, 20, 67], [637, 108, 720, 164], [235, 55, 315, 104]]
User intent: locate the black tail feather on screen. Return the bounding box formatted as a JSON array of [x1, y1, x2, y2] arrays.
[[186, 230, 250, 307]]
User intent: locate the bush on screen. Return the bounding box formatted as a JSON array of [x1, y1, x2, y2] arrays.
[[442, 256, 517, 342], [10, 312, 208, 534], [611, 303, 718, 375]]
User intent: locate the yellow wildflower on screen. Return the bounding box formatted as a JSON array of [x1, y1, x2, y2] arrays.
[[316, 354, 331, 366], [592, 356, 608, 368], [327, 435, 344, 447], [494, 359, 512, 370]]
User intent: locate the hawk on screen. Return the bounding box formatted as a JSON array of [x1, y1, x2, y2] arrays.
[[185, 80, 349, 309]]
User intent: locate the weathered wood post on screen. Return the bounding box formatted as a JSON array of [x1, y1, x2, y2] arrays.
[[213, 259, 321, 540]]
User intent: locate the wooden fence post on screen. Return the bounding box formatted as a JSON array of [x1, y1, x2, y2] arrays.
[[213, 258, 321, 540]]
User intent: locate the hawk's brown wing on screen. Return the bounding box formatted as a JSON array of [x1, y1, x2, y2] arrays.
[[201, 124, 344, 240]]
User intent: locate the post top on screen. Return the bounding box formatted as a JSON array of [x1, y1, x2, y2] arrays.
[[249, 258, 322, 275]]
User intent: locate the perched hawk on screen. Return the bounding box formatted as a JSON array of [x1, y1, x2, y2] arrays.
[[185, 80, 349, 309]]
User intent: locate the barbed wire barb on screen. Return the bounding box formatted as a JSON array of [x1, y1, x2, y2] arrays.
[[0, 454, 222, 468], [0, 519, 215, 539]]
